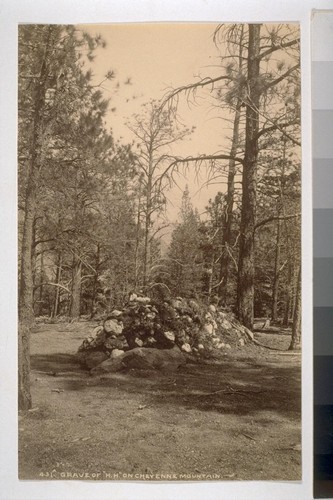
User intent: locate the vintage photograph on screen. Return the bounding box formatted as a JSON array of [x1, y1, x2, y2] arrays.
[[18, 23, 301, 481]]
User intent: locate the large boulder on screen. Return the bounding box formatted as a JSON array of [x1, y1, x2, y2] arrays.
[[76, 350, 109, 369], [122, 346, 186, 371], [90, 346, 186, 375]]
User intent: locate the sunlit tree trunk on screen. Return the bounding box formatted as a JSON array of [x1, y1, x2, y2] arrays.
[[143, 158, 153, 288], [18, 27, 53, 410], [237, 24, 261, 330], [51, 252, 62, 318], [289, 265, 301, 350], [271, 218, 281, 322], [70, 258, 82, 320], [218, 26, 244, 306], [218, 103, 241, 304]]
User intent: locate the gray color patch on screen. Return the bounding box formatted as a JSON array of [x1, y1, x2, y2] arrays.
[[312, 62, 333, 110], [314, 209, 333, 257], [313, 110, 333, 159], [314, 356, 333, 405], [314, 307, 333, 355], [313, 159, 333, 208], [314, 258, 333, 307]]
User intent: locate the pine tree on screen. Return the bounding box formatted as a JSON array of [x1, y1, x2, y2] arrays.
[[167, 187, 202, 297], [18, 24, 115, 409]]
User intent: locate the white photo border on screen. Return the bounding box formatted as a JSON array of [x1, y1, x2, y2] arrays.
[[0, 0, 329, 498]]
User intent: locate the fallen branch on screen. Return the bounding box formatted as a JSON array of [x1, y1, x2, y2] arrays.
[[248, 336, 285, 351], [243, 328, 288, 351], [239, 432, 256, 441], [203, 387, 264, 397]]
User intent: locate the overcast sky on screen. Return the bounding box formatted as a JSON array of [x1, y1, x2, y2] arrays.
[[81, 23, 231, 221]]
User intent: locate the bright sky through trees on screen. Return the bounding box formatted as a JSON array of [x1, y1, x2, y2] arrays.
[[81, 23, 231, 219]]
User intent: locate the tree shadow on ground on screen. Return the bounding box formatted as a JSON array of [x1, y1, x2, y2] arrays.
[[31, 353, 85, 375], [90, 357, 301, 420], [152, 361, 300, 419], [30, 352, 301, 421]]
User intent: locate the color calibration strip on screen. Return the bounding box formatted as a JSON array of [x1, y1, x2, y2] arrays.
[[313, 10, 333, 499]]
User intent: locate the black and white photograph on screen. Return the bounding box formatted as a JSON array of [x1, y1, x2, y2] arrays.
[[18, 22, 301, 482]]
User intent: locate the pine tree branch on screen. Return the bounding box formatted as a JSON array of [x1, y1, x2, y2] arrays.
[[259, 38, 300, 59], [264, 63, 300, 91], [33, 282, 71, 294], [256, 120, 301, 147], [256, 120, 299, 141], [33, 229, 75, 248], [161, 75, 231, 107], [255, 213, 300, 231], [167, 153, 244, 172]]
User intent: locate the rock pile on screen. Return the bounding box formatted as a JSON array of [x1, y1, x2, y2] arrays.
[[77, 294, 254, 372]]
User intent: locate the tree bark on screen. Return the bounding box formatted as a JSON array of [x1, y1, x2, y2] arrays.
[[271, 218, 281, 322], [51, 252, 62, 318], [37, 246, 44, 316], [237, 24, 261, 330], [289, 265, 301, 350], [134, 183, 142, 290], [18, 27, 53, 410], [218, 26, 244, 306], [218, 103, 241, 304], [90, 244, 100, 318], [143, 158, 153, 288], [283, 262, 292, 327], [70, 258, 82, 320]]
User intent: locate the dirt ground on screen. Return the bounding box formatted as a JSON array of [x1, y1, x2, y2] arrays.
[[18, 321, 301, 481]]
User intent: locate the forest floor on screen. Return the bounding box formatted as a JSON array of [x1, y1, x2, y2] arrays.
[[19, 321, 301, 482]]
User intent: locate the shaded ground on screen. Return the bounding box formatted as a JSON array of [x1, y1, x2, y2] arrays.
[[19, 321, 301, 481]]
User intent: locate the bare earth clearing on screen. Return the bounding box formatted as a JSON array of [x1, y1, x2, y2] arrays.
[[19, 321, 301, 481]]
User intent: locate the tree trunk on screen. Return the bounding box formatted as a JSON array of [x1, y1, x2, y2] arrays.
[[218, 103, 241, 304], [289, 265, 301, 350], [143, 160, 153, 288], [90, 244, 100, 317], [237, 24, 261, 330], [218, 25, 244, 306], [283, 262, 292, 327], [18, 198, 36, 411], [18, 27, 53, 410], [290, 263, 299, 320], [70, 259, 82, 320], [51, 252, 62, 318], [134, 184, 142, 289], [38, 247, 44, 316], [271, 218, 281, 322]]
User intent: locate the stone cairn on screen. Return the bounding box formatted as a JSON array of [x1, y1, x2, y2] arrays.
[[77, 293, 254, 372]]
